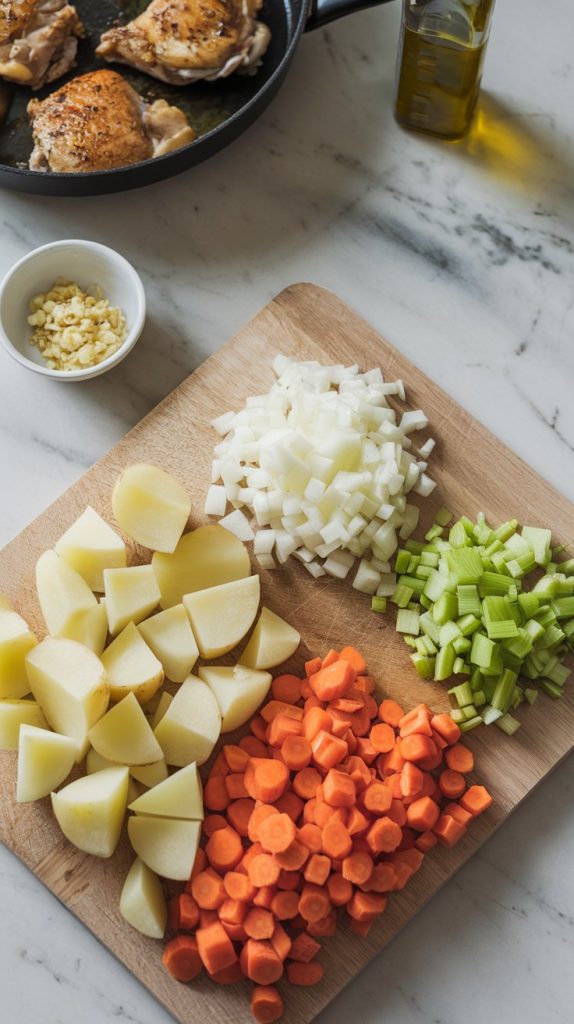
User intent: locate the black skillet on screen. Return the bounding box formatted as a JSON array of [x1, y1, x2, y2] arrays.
[[0, 0, 395, 196]]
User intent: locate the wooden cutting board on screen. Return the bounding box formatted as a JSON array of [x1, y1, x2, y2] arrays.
[[1, 284, 573, 1024]]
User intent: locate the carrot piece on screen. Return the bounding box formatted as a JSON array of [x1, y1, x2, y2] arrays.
[[227, 797, 255, 838], [303, 695, 322, 713], [258, 812, 297, 854], [406, 796, 440, 832], [431, 712, 462, 746], [349, 706, 372, 737], [397, 826, 417, 851], [322, 768, 357, 808], [209, 959, 244, 984], [342, 850, 373, 886], [443, 802, 473, 826], [277, 869, 302, 890], [253, 885, 275, 910], [459, 784, 493, 816], [200, 908, 219, 928], [362, 781, 393, 815], [399, 734, 437, 763], [196, 921, 237, 974], [445, 743, 474, 774], [329, 714, 352, 739], [223, 744, 250, 773], [293, 766, 322, 801], [251, 985, 284, 1023], [204, 777, 230, 812], [187, 847, 207, 887], [344, 756, 372, 791], [223, 871, 256, 903], [253, 760, 290, 803], [191, 868, 226, 910], [205, 825, 244, 873], [310, 660, 356, 701], [415, 830, 437, 853], [355, 737, 378, 766], [162, 936, 203, 982], [270, 923, 292, 961], [369, 722, 396, 753], [303, 854, 331, 886], [329, 697, 364, 714], [417, 747, 444, 772], [439, 769, 466, 799], [248, 804, 279, 843], [271, 889, 300, 920], [298, 883, 332, 923], [261, 701, 304, 724], [225, 773, 249, 800], [366, 817, 402, 854], [281, 734, 312, 771], [203, 813, 228, 837], [387, 798, 407, 828], [287, 961, 324, 986], [209, 751, 229, 778], [431, 728, 448, 751], [169, 892, 199, 932], [244, 907, 275, 940], [347, 806, 369, 835], [433, 814, 467, 846], [301, 680, 314, 701], [379, 698, 404, 727], [272, 674, 303, 704], [399, 760, 424, 798], [274, 840, 309, 871], [302, 708, 333, 741], [378, 747, 405, 777], [354, 674, 375, 694], [392, 847, 424, 873], [348, 917, 373, 937], [241, 841, 264, 872], [289, 932, 322, 963], [248, 853, 281, 888], [275, 790, 304, 823], [242, 940, 284, 985], [321, 649, 340, 668], [311, 730, 348, 769], [325, 872, 351, 906], [297, 822, 322, 853], [321, 820, 352, 859], [219, 897, 248, 925], [338, 645, 367, 674], [303, 797, 317, 824], [250, 715, 268, 741], [289, 914, 308, 932], [347, 890, 387, 922], [267, 713, 303, 748], [305, 656, 322, 677], [240, 735, 269, 758], [365, 862, 396, 893], [307, 910, 337, 937], [399, 704, 432, 737]]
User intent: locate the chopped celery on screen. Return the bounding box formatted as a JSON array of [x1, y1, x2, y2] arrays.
[[533, 575, 560, 600], [419, 611, 440, 643], [435, 643, 455, 681], [371, 596, 387, 613], [423, 569, 449, 602], [482, 596, 519, 639], [453, 657, 468, 675], [524, 618, 545, 644], [540, 679, 563, 699], [551, 596, 574, 619], [449, 521, 468, 548], [457, 613, 482, 637], [407, 555, 420, 574], [470, 632, 495, 668], [425, 524, 444, 542], [502, 629, 533, 659], [394, 549, 411, 574], [415, 564, 433, 580], [420, 593, 432, 610], [446, 547, 484, 584], [544, 663, 570, 686], [396, 609, 420, 635], [470, 667, 484, 692], [398, 574, 425, 594], [462, 704, 479, 720], [449, 681, 473, 707], [473, 689, 486, 706], [522, 526, 552, 567], [420, 551, 440, 568], [410, 652, 435, 680], [457, 585, 481, 616], [478, 572, 516, 596], [450, 708, 466, 724], [391, 584, 414, 608], [406, 539, 425, 555], [524, 687, 538, 705], [559, 557, 574, 576], [494, 519, 519, 542], [433, 592, 458, 626], [460, 716, 483, 732], [494, 712, 521, 735], [491, 669, 518, 713], [434, 507, 453, 527], [453, 635, 472, 655], [439, 620, 462, 647], [482, 705, 503, 725]]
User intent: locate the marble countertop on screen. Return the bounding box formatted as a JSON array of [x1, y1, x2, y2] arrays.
[[1, 0, 573, 1021]]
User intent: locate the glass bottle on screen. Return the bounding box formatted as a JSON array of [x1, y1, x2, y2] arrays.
[[394, 0, 496, 140]]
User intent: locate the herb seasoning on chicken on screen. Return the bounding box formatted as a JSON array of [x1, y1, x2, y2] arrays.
[[0, 0, 84, 90], [96, 0, 271, 86]]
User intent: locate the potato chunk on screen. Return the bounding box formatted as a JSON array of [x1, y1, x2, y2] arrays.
[[239, 606, 300, 669], [65, 603, 109, 656], [36, 550, 98, 637], [152, 524, 250, 609], [55, 506, 126, 591], [88, 691, 163, 766], [51, 766, 129, 858], [25, 637, 109, 761], [17, 724, 76, 802], [154, 676, 220, 767], [120, 857, 167, 939], [101, 622, 164, 704], [198, 665, 271, 733], [138, 604, 198, 683], [103, 565, 160, 636], [0, 700, 48, 750], [128, 815, 201, 880], [128, 762, 203, 820], [112, 463, 191, 554], [0, 609, 37, 699], [183, 575, 260, 659], [130, 759, 169, 788]]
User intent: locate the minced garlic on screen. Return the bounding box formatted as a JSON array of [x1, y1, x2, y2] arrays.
[[28, 279, 127, 371]]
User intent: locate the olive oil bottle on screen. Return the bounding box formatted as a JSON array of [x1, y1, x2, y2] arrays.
[[394, 0, 496, 140]]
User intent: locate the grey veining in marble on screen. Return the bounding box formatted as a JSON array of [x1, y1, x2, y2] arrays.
[[1, 0, 573, 1021]]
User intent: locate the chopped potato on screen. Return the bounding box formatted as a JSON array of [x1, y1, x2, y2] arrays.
[[152, 524, 250, 609], [112, 464, 191, 554]]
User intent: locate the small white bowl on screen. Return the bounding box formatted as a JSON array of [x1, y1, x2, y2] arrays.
[[0, 239, 146, 380]]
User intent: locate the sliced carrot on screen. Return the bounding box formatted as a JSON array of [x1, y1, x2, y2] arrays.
[[209, 960, 244, 984], [199, 908, 218, 928], [270, 674, 302, 704], [240, 735, 268, 757], [225, 773, 249, 800], [301, 680, 314, 701], [307, 910, 337, 937], [298, 883, 332, 923], [439, 769, 466, 799], [277, 869, 302, 890], [365, 862, 396, 893], [303, 853, 331, 886], [431, 728, 448, 751], [348, 917, 373, 937], [267, 713, 303, 748], [271, 889, 300, 920], [400, 760, 424, 798], [459, 784, 493, 816], [250, 715, 268, 741], [292, 766, 322, 801], [258, 812, 297, 854], [223, 871, 256, 903], [241, 841, 264, 872], [321, 820, 352, 859], [378, 747, 405, 777], [387, 798, 407, 828], [248, 853, 281, 888], [244, 907, 275, 940], [248, 804, 279, 844], [342, 850, 373, 886], [354, 674, 375, 694], [205, 825, 243, 873], [399, 704, 432, 737], [417, 747, 444, 772], [347, 890, 387, 922], [196, 920, 237, 974], [414, 830, 437, 853], [203, 813, 228, 837], [241, 939, 284, 985], [289, 931, 322, 963], [261, 701, 304, 724], [329, 713, 352, 739], [391, 847, 424, 873], [227, 797, 255, 838], [379, 698, 404, 727], [252, 760, 290, 803], [302, 707, 333, 741], [443, 802, 473, 826], [251, 985, 284, 1023], [322, 768, 357, 808], [445, 743, 474, 774], [253, 885, 275, 910], [369, 722, 395, 754], [310, 660, 356, 701], [321, 649, 340, 668], [406, 796, 440, 832], [270, 923, 292, 961], [191, 868, 226, 910], [311, 730, 348, 769], [338, 645, 367, 674], [329, 697, 364, 714], [303, 695, 322, 713], [349, 706, 372, 737], [219, 897, 248, 925], [399, 734, 437, 763], [355, 737, 378, 766], [431, 712, 462, 746], [303, 797, 317, 824], [274, 840, 309, 871], [281, 734, 312, 771], [362, 781, 392, 815], [223, 744, 250, 773], [297, 822, 323, 853], [209, 751, 229, 778], [325, 872, 351, 906], [204, 777, 230, 812], [305, 656, 322, 677], [187, 847, 207, 887], [347, 805, 370, 835], [275, 790, 304, 822], [366, 816, 403, 854], [433, 813, 467, 846], [162, 935, 203, 982], [287, 960, 324, 986]]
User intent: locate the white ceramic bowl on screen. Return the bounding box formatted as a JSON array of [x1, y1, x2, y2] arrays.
[[0, 240, 146, 380]]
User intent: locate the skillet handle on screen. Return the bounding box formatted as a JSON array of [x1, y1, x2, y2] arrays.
[[305, 0, 395, 31]]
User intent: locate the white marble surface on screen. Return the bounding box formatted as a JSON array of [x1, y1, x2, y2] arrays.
[[1, 0, 574, 1021]]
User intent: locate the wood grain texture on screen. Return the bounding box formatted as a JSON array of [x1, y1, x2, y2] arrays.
[[1, 283, 573, 1024]]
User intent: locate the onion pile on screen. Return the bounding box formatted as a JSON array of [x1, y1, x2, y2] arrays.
[[204, 356, 436, 593]]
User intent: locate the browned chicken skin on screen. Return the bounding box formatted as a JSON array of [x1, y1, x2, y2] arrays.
[[0, 0, 84, 89], [97, 0, 271, 86], [28, 68, 196, 173]]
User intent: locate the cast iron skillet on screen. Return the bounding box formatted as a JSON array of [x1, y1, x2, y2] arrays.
[[0, 0, 395, 196]]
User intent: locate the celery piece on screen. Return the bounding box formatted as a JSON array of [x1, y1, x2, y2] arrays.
[[551, 596, 574, 619], [506, 559, 525, 580], [435, 643, 455, 682], [540, 679, 563, 699], [557, 576, 574, 595], [536, 624, 565, 650], [495, 713, 521, 735], [491, 669, 518, 713], [396, 609, 420, 635], [483, 539, 504, 558], [398, 574, 425, 595], [419, 611, 440, 643], [522, 526, 552, 567], [473, 689, 486, 706], [439, 620, 462, 647], [505, 532, 532, 557], [450, 708, 466, 724], [486, 619, 519, 640], [449, 681, 473, 707], [415, 635, 437, 656], [533, 605, 557, 629], [422, 569, 448, 603], [533, 575, 560, 600], [447, 547, 484, 584], [449, 521, 468, 548], [425, 524, 444, 542], [420, 551, 440, 568], [494, 519, 519, 543], [478, 572, 516, 597], [457, 613, 482, 637], [434, 507, 453, 527], [558, 557, 574, 576], [460, 716, 483, 732], [482, 595, 512, 622], [405, 539, 425, 555], [469, 667, 484, 692], [470, 631, 495, 668], [371, 596, 387, 613], [502, 628, 533, 660], [407, 555, 420, 575], [563, 619, 574, 639], [432, 591, 458, 626], [516, 550, 537, 574], [395, 549, 412, 574], [480, 645, 504, 676], [453, 657, 468, 676], [482, 705, 503, 725], [544, 662, 570, 686], [420, 594, 432, 610], [410, 652, 435, 680], [524, 687, 539, 706], [524, 618, 546, 644], [457, 585, 481, 617], [415, 565, 433, 580], [403, 636, 417, 649], [459, 704, 477, 720], [391, 584, 414, 608], [453, 635, 471, 655], [492, 550, 511, 574], [459, 516, 475, 537], [507, 584, 519, 602]]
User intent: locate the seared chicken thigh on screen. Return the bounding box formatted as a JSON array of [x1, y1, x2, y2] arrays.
[[97, 0, 271, 86], [28, 69, 195, 172], [0, 0, 84, 89]]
